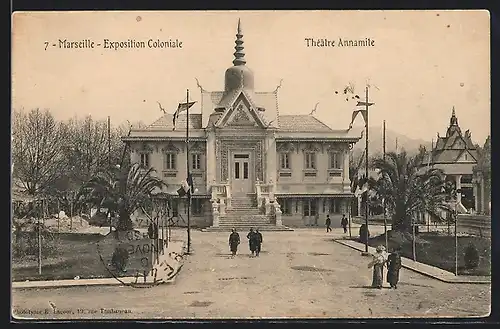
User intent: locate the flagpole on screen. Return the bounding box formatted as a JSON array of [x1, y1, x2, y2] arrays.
[[364, 86, 369, 253], [186, 89, 191, 254]]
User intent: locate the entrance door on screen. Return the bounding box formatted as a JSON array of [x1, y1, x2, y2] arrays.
[[303, 199, 318, 226], [231, 153, 253, 195]]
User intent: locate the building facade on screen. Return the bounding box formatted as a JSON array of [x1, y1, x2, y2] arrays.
[[122, 20, 361, 230], [426, 108, 479, 214], [472, 135, 491, 215]]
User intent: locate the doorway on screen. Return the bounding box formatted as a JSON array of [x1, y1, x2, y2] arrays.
[[231, 153, 253, 195]]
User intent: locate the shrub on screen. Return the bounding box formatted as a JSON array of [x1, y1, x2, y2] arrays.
[[111, 247, 129, 272], [359, 224, 370, 243], [464, 242, 480, 269]]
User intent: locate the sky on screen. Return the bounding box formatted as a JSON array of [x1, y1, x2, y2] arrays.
[[12, 10, 490, 144]]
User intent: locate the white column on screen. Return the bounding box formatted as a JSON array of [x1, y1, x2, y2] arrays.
[[343, 149, 351, 192], [473, 178, 479, 213], [455, 175, 462, 205], [266, 133, 277, 184], [206, 131, 216, 190], [481, 176, 486, 214]]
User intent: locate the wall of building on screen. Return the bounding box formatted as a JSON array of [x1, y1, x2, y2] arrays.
[[277, 197, 350, 228], [275, 142, 350, 194], [130, 141, 208, 195]]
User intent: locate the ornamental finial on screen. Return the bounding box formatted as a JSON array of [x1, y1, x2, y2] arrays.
[[232, 18, 246, 66]]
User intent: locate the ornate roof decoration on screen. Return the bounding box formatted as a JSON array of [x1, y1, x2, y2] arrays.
[[161, 141, 180, 153], [302, 143, 320, 152], [233, 18, 246, 66], [139, 143, 154, 153], [189, 141, 206, 153], [277, 142, 296, 152]]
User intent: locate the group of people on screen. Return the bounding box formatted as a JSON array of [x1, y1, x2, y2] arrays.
[[325, 214, 349, 233], [368, 245, 402, 289], [228, 228, 263, 258]]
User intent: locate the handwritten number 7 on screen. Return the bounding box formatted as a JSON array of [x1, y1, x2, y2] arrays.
[[44, 42, 48, 50]]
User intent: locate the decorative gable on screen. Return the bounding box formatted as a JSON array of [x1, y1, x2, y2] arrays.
[[277, 142, 296, 153], [161, 142, 180, 153], [227, 103, 257, 127], [456, 150, 477, 163], [302, 143, 320, 152], [216, 92, 266, 128], [451, 137, 466, 149]]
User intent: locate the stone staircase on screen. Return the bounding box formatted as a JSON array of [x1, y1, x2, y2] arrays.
[[202, 195, 293, 232]]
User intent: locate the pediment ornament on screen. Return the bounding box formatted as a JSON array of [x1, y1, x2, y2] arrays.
[[161, 142, 180, 153]]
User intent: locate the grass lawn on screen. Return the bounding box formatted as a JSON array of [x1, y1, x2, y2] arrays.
[[12, 233, 120, 282], [367, 231, 491, 276]]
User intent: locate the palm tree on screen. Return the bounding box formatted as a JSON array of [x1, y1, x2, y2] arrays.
[[367, 151, 455, 232], [80, 163, 166, 231]]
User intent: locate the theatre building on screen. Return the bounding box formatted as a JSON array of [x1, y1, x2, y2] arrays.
[[122, 20, 361, 230]]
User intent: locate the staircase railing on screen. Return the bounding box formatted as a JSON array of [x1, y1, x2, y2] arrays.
[[255, 179, 280, 216], [210, 182, 231, 227]]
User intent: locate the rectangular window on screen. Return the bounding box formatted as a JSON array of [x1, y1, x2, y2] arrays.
[[329, 152, 342, 169], [280, 199, 292, 215], [192, 153, 201, 170], [303, 201, 310, 216], [303, 200, 317, 217], [280, 153, 290, 169], [191, 199, 203, 215], [164, 153, 176, 170], [140, 153, 150, 167], [243, 162, 249, 179], [305, 152, 316, 169], [310, 200, 317, 217], [329, 199, 340, 214], [235, 162, 240, 179]]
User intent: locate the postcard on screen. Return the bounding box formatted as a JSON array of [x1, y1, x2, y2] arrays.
[[11, 10, 491, 320]]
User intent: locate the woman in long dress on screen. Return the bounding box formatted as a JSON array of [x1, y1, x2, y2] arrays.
[[368, 245, 387, 289], [387, 246, 402, 289]]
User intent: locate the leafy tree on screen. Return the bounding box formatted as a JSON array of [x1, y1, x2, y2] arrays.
[[12, 109, 68, 195], [367, 151, 455, 232], [80, 163, 166, 231]]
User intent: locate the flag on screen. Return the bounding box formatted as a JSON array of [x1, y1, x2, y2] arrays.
[[348, 109, 367, 129], [354, 175, 369, 197], [177, 173, 194, 197], [172, 101, 196, 131], [356, 101, 374, 107]]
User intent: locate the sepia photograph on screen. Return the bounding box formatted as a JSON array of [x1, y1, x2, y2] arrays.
[[11, 10, 491, 320]]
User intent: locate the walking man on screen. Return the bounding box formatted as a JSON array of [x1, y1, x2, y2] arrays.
[[247, 228, 257, 257], [341, 214, 348, 234], [255, 228, 263, 257], [325, 215, 332, 232], [228, 228, 240, 258]]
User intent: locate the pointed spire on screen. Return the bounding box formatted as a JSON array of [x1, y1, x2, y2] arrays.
[[450, 106, 458, 126], [232, 18, 246, 66]]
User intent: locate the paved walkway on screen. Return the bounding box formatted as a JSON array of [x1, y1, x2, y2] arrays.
[[11, 229, 491, 319], [334, 239, 491, 284]]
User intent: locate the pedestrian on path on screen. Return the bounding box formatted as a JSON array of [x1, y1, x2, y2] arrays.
[[255, 228, 263, 256], [247, 228, 257, 257], [325, 215, 332, 232], [387, 246, 402, 289], [368, 245, 388, 289], [341, 214, 348, 234], [229, 228, 240, 258]]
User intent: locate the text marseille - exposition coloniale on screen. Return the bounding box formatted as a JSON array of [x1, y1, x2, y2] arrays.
[[58, 39, 183, 50]]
